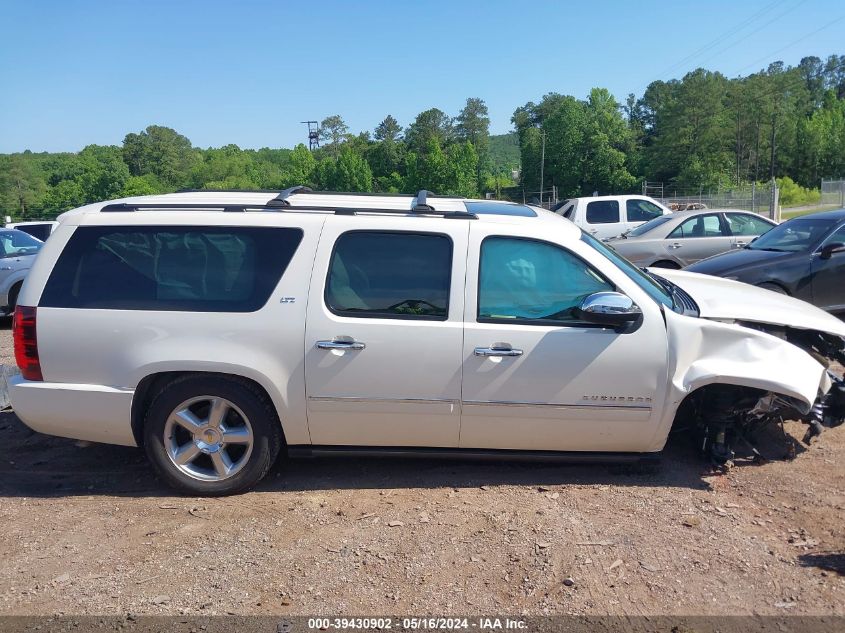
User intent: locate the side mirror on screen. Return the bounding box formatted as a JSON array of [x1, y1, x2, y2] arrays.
[[575, 291, 643, 331], [820, 242, 845, 260]]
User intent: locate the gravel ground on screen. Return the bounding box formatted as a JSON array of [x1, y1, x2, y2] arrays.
[[0, 320, 843, 617]]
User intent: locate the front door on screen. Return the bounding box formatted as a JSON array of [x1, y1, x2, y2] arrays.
[[305, 216, 468, 447], [460, 223, 669, 452], [811, 223, 845, 311], [664, 213, 734, 265]]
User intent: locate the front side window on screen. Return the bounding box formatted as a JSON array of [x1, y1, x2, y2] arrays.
[[725, 213, 774, 236], [478, 237, 613, 324], [0, 230, 43, 258], [748, 218, 836, 252], [668, 214, 725, 238], [40, 226, 302, 311], [326, 231, 452, 320], [626, 199, 664, 222], [586, 200, 620, 224]]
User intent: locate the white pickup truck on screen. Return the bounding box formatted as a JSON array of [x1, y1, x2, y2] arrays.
[[6, 189, 845, 495], [554, 195, 672, 240]]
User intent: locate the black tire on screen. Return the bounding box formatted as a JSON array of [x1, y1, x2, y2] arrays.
[[651, 260, 681, 269], [143, 374, 283, 496], [757, 282, 788, 295]]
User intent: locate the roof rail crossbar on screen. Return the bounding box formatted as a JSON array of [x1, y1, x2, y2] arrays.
[[267, 185, 312, 207], [413, 189, 435, 212]]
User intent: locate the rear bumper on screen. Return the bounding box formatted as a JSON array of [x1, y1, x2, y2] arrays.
[[6, 369, 136, 446]]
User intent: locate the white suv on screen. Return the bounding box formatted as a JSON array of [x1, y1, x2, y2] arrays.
[[6, 188, 845, 495]]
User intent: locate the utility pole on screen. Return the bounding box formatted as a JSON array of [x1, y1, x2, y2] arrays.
[[539, 130, 546, 207]]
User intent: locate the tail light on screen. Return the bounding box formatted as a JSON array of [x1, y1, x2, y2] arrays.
[[13, 306, 43, 381]]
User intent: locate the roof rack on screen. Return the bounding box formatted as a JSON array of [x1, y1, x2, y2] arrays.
[[266, 185, 313, 207], [413, 189, 434, 212], [99, 199, 477, 219]]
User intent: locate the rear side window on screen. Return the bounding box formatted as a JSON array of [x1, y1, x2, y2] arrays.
[[16, 224, 52, 241], [326, 231, 452, 320], [40, 226, 302, 312], [586, 200, 620, 224], [626, 199, 664, 222], [725, 213, 774, 236]]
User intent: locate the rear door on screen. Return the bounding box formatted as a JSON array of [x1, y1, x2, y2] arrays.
[[583, 200, 624, 239], [304, 215, 468, 447], [664, 213, 734, 265]]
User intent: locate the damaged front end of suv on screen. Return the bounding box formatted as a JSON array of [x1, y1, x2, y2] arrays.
[[664, 321, 845, 465]]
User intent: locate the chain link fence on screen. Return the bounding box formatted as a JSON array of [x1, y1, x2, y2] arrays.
[[644, 181, 780, 219], [821, 179, 845, 207]]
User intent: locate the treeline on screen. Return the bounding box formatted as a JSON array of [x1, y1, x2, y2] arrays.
[[1, 54, 844, 219], [0, 99, 509, 219], [515, 54, 845, 197]]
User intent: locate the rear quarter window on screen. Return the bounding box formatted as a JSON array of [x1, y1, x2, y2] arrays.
[[40, 226, 302, 312], [585, 200, 620, 224]]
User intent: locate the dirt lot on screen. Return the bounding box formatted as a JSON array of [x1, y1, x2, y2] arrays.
[[0, 321, 843, 617]]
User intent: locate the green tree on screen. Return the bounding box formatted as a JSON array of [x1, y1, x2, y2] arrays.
[[279, 144, 317, 187], [405, 108, 453, 154], [121, 125, 196, 188], [319, 115, 350, 158], [0, 154, 46, 216], [317, 147, 373, 192], [374, 115, 403, 142]]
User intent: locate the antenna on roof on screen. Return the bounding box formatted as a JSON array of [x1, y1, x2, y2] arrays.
[[267, 185, 312, 207]]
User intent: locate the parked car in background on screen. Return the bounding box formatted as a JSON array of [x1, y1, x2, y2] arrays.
[[607, 209, 777, 269], [553, 195, 672, 240], [0, 228, 44, 315], [5, 190, 845, 495], [5, 220, 58, 242], [686, 209, 845, 313]]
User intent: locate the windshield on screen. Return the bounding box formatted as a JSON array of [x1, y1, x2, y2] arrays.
[[0, 230, 43, 258], [580, 232, 674, 310], [747, 217, 836, 252], [627, 214, 674, 237]]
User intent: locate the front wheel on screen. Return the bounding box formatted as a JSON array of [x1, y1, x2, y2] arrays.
[[143, 375, 283, 496]]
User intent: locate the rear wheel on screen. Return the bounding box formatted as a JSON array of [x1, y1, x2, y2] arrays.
[[757, 282, 788, 295], [143, 375, 283, 496], [650, 260, 681, 269], [7, 282, 22, 314]]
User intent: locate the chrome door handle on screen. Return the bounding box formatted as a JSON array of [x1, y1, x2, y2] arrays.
[[316, 339, 366, 351], [474, 346, 523, 357], [734, 241, 747, 248], [668, 243, 683, 249], [0, 266, 12, 271]]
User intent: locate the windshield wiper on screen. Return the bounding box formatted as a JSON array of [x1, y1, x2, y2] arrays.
[[644, 270, 679, 310], [750, 246, 790, 252]]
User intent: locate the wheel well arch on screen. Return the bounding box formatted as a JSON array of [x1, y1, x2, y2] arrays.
[[757, 281, 791, 295], [649, 259, 681, 269], [130, 371, 286, 447], [669, 383, 769, 434]]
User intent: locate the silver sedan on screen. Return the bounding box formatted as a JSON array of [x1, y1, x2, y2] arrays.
[[606, 209, 777, 269]]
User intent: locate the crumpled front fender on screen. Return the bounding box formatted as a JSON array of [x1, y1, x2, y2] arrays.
[[664, 311, 829, 412]]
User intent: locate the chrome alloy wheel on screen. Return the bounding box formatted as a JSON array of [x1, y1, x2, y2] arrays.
[[163, 396, 254, 482]]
